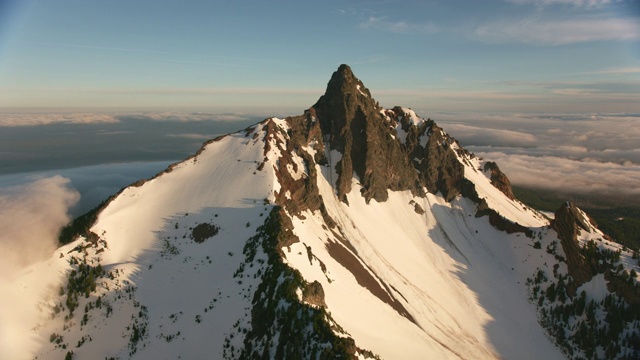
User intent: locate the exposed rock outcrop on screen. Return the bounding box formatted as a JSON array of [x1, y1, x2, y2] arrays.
[[551, 202, 593, 295], [476, 199, 533, 236], [415, 122, 465, 201], [311, 65, 423, 203], [311, 64, 469, 203], [302, 281, 327, 308], [605, 270, 640, 306], [484, 161, 515, 200]]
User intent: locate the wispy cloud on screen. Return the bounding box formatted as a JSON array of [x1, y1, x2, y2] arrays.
[[0, 176, 79, 272], [122, 112, 263, 123], [588, 67, 640, 75], [473, 16, 640, 45], [166, 133, 217, 140], [24, 41, 280, 65], [377, 89, 545, 101], [0, 111, 264, 127], [358, 16, 439, 35], [78, 87, 320, 97], [442, 124, 538, 147], [500, 79, 640, 97], [506, 0, 624, 8], [0, 113, 120, 127], [377, 85, 638, 113]]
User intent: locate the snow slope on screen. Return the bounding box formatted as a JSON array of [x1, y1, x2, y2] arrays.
[[281, 135, 563, 359], [27, 126, 280, 360], [13, 83, 637, 358]]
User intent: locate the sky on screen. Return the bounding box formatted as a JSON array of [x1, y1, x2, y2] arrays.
[[0, 0, 638, 112]]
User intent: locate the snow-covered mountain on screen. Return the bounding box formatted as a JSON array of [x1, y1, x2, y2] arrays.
[[11, 65, 640, 360]]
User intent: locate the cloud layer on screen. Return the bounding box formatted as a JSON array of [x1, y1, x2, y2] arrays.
[[0, 176, 79, 272], [0, 111, 266, 127], [0, 176, 81, 360], [438, 112, 640, 206], [0, 113, 120, 127]]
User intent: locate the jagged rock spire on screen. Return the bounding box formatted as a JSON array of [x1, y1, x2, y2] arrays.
[[311, 64, 378, 152], [307, 64, 510, 205], [551, 201, 594, 295], [309, 65, 420, 203]]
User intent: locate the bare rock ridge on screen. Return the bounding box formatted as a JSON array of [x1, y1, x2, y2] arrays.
[[551, 202, 640, 304], [309, 64, 481, 204], [311, 64, 420, 203], [551, 202, 594, 294], [484, 161, 515, 200]]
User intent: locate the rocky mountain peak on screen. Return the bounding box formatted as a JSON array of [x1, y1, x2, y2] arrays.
[[324, 64, 371, 100], [309, 65, 419, 203], [311, 64, 378, 148], [306, 65, 489, 204]]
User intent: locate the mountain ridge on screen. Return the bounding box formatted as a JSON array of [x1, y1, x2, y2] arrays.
[[15, 65, 640, 360]]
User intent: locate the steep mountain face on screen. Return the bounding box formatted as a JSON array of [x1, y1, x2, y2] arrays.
[[15, 65, 640, 360], [552, 202, 595, 294], [311, 64, 422, 203]]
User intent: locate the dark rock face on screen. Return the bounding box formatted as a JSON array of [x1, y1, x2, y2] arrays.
[[484, 162, 515, 200], [475, 199, 533, 236], [302, 280, 327, 308], [311, 64, 469, 203], [268, 113, 324, 216], [312, 65, 420, 203], [551, 202, 593, 294], [409, 200, 425, 215], [415, 123, 465, 201], [605, 270, 640, 306]]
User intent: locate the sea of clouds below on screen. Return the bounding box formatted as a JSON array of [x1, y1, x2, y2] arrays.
[[0, 110, 638, 274], [0, 110, 637, 360], [434, 112, 640, 206]]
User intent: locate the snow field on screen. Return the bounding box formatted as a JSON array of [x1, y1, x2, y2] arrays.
[[31, 128, 278, 359], [279, 139, 563, 359]]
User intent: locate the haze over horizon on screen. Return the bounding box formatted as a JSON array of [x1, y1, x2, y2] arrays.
[[0, 0, 638, 113]]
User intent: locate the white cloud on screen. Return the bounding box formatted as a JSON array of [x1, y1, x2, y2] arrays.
[[0, 113, 120, 127], [0, 176, 79, 272], [507, 0, 623, 7], [0, 111, 264, 127], [166, 133, 216, 140], [442, 123, 538, 147], [588, 67, 640, 75], [473, 16, 640, 45], [476, 151, 640, 204], [122, 112, 265, 123], [0, 176, 79, 360], [359, 16, 439, 34]]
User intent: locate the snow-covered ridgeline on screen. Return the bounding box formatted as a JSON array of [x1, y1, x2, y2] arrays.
[[28, 126, 279, 360], [279, 127, 564, 359], [13, 110, 637, 360]]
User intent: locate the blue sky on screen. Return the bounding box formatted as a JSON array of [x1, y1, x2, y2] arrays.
[[0, 0, 638, 113]]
